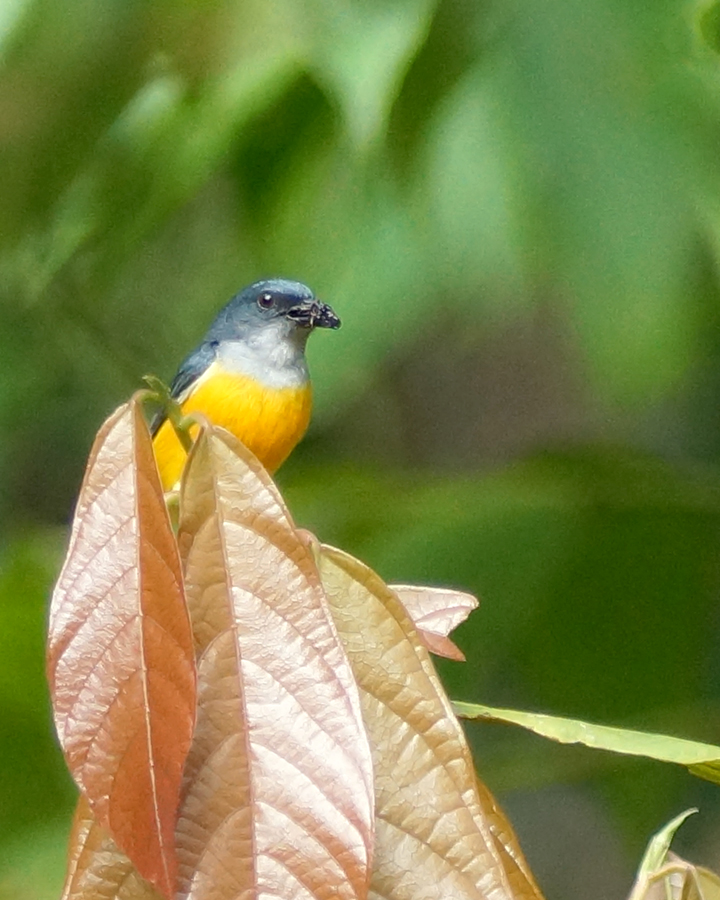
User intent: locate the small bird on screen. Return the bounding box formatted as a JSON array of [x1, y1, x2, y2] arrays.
[[151, 278, 340, 490]]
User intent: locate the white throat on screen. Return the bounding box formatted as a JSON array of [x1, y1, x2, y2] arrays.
[[216, 320, 310, 389]]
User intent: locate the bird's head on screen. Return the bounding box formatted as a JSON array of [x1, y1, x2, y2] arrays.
[[206, 279, 340, 346]]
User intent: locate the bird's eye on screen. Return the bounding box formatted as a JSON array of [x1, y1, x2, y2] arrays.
[[258, 292, 275, 309]]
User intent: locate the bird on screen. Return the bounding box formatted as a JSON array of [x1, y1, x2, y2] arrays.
[[151, 278, 341, 491]]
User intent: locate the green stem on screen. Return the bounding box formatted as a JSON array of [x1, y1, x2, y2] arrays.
[[141, 375, 194, 453]]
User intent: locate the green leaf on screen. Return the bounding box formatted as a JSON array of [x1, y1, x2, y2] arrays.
[[627, 811, 720, 900], [306, 0, 437, 148], [698, 0, 720, 56], [0, 820, 69, 900], [454, 702, 720, 785], [498, 0, 705, 405], [0, 531, 76, 844], [634, 809, 698, 886]]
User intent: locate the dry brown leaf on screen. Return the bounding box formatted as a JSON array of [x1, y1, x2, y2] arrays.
[[317, 545, 542, 900], [175, 425, 374, 900], [61, 796, 163, 900], [389, 585, 478, 661], [47, 397, 196, 898]]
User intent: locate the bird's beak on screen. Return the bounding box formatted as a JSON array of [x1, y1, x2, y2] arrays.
[[287, 299, 341, 330]]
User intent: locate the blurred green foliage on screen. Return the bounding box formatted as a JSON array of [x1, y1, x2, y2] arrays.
[[4, 0, 720, 897]]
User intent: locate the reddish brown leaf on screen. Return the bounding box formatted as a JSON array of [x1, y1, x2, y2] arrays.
[[47, 397, 197, 898], [61, 796, 163, 900], [175, 426, 374, 900], [390, 585, 478, 659], [414, 630, 467, 661], [318, 545, 544, 900]]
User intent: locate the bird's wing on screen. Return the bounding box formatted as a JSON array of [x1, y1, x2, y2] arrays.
[[149, 341, 217, 436]]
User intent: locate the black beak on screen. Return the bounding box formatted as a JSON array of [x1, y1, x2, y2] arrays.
[[287, 299, 341, 329]]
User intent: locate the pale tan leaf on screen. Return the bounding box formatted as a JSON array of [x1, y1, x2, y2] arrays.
[[175, 426, 374, 900], [389, 585, 478, 635], [317, 545, 540, 900], [47, 397, 196, 897], [61, 795, 163, 900], [389, 585, 478, 662]]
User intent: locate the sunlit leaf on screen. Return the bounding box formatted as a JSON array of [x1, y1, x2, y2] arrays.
[[317, 544, 543, 900], [175, 425, 374, 900], [47, 396, 196, 897], [455, 703, 720, 786], [390, 584, 478, 660], [61, 796, 162, 900], [389, 583, 478, 634]]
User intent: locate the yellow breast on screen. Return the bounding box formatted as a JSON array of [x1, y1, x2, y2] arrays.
[[152, 367, 313, 491]]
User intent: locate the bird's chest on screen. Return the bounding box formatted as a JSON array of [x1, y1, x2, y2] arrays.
[[182, 369, 313, 473]]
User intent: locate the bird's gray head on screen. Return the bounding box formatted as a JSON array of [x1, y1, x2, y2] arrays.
[[205, 278, 340, 345]]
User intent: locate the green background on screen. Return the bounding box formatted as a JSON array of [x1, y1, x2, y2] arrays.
[[3, 0, 720, 896]]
